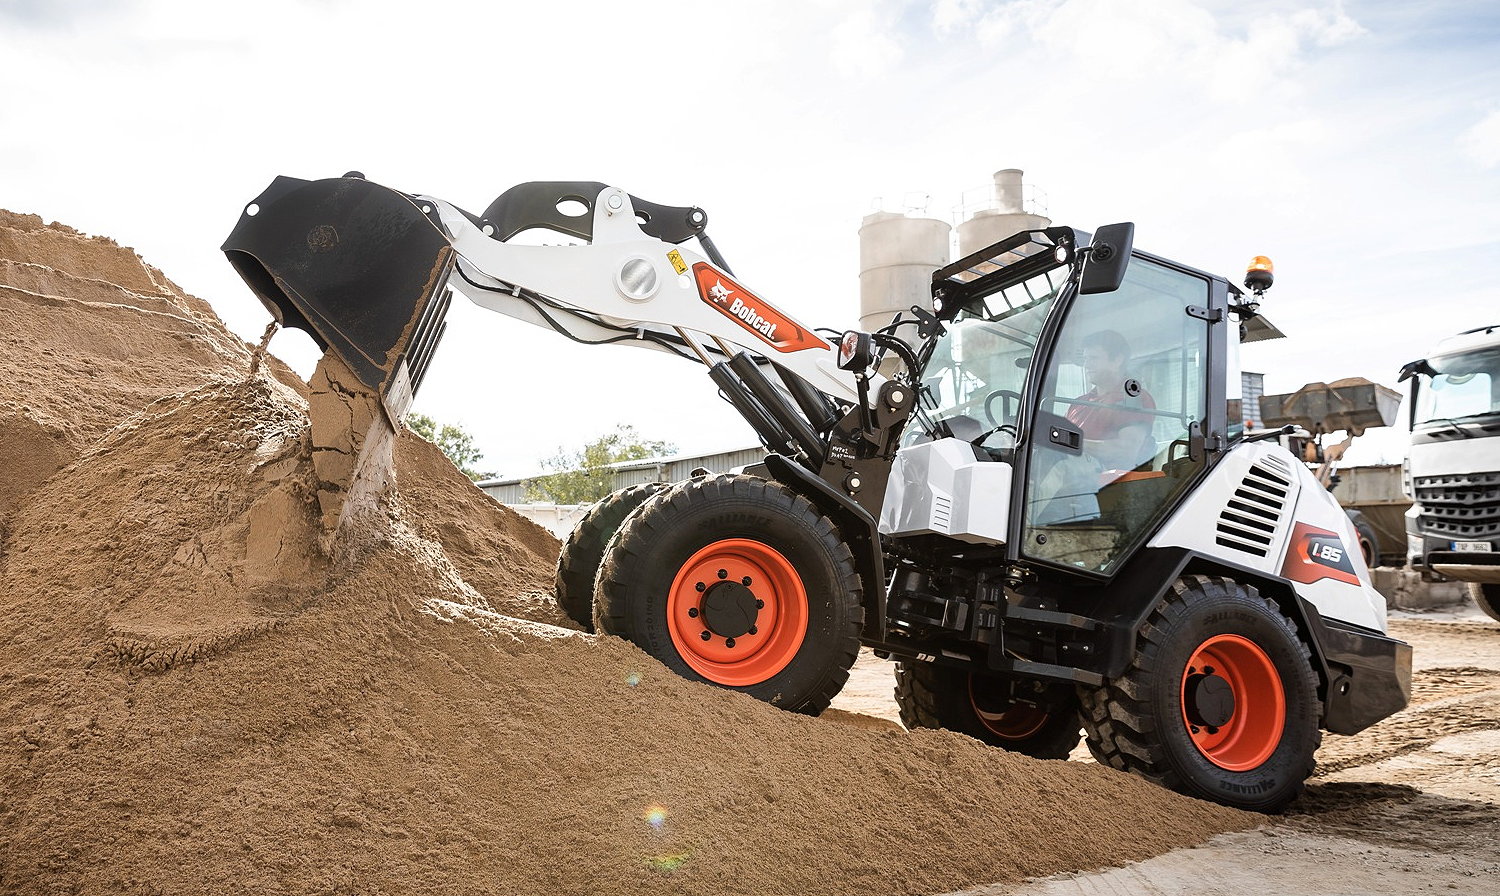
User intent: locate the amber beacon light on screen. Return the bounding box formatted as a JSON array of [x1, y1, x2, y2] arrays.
[[1244, 255, 1275, 294]]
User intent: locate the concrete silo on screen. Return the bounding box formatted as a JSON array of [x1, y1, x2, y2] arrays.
[[857, 210, 951, 341], [956, 169, 1049, 258]]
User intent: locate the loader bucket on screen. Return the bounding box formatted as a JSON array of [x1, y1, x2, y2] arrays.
[[222, 174, 455, 418], [1258, 377, 1402, 436]]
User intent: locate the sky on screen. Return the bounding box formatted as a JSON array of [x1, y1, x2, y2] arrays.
[[3, 0, 1497, 476]]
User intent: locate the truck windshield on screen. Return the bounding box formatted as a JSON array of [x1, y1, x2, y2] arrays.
[[1416, 346, 1500, 425], [913, 267, 1064, 448]]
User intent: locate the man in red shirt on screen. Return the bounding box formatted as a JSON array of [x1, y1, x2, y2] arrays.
[[1066, 330, 1157, 472]]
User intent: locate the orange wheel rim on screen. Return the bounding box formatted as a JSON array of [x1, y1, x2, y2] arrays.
[[968, 674, 1050, 740], [1180, 634, 1286, 771], [666, 538, 808, 686]]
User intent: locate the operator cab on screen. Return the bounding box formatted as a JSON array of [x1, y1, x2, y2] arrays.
[[894, 226, 1230, 577]]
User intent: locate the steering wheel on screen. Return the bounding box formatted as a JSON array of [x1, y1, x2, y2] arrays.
[[983, 389, 1023, 431]]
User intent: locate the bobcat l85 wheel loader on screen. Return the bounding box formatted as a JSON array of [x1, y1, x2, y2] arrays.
[[223, 173, 1411, 811]]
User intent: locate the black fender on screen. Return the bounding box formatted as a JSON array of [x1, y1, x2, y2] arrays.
[[1093, 547, 1411, 735], [756, 454, 887, 641]]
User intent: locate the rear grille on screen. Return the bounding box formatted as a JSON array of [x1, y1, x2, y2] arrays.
[[1216, 458, 1292, 558], [1415, 471, 1500, 539]]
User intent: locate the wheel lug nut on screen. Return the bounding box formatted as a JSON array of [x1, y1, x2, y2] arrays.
[[717, 569, 728, 579], [748, 626, 757, 636], [725, 638, 736, 648], [688, 607, 699, 618], [1206, 725, 1219, 735], [695, 582, 706, 592], [700, 631, 712, 642], [742, 576, 752, 586], [755, 599, 764, 609], [1191, 725, 1201, 734], [1203, 665, 1214, 675]]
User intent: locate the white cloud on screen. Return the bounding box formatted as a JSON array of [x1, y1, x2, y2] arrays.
[[1461, 109, 1500, 168], [829, 7, 907, 80]]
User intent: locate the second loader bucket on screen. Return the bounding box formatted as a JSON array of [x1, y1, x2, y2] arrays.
[[1258, 377, 1402, 436], [223, 174, 455, 419]]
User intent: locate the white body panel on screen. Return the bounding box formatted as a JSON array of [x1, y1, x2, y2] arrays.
[[1150, 441, 1387, 632], [880, 438, 1011, 544]]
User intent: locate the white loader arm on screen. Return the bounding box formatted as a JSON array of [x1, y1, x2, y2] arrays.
[[417, 185, 875, 406]]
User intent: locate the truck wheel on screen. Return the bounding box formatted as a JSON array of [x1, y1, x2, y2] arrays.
[[594, 474, 863, 715], [895, 661, 1082, 759], [1469, 583, 1500, 624], [1346, 509, 1379, 568], [553, 483, 667, 632], [1078, 575, 1322, 812]]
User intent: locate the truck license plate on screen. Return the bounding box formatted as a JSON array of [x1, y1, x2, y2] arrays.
[[1452, 541, 1493, 553]]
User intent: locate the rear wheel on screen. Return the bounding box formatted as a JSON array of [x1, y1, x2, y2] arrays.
[[1346, 510, 1379, 568], [1078, 575, 1322, 812], [594, 474, 862, 714], [1469, 583, 1500, 624], [553, 482, 667, 632], [895, 661, 1082, 759]]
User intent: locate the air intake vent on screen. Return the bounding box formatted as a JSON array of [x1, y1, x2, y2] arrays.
[[932, 494, 952, 531], [1216, 460, 1292, 557]]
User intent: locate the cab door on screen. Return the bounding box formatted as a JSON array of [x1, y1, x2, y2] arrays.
[[1018, 255, 1222, 576]]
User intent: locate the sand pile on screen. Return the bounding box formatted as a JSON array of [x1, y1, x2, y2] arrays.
[[0, 210, 300, 527], [0, 211, 1254, 895]]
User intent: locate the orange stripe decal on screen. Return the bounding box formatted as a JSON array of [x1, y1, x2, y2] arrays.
[[693, 263, 825, 353]]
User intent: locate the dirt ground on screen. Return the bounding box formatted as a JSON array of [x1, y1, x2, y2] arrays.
[[832, 606, 1500, 895]]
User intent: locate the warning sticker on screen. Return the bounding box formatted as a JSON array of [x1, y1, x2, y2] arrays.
[[667, 249, 688, 275]]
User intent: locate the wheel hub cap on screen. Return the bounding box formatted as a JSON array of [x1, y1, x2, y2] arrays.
[[701, 581, 759, 638], [1185, 673, 1236, 728]]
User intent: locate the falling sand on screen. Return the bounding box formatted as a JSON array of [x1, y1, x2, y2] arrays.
[[0, 210, 1254, 895]]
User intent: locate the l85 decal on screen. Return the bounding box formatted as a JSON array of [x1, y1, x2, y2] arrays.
[[1281, 521, 1361, 586]]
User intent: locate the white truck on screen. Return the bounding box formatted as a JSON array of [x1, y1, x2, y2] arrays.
[[1400, 325, 1500, 620]]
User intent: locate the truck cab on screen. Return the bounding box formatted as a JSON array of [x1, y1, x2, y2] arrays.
[[1401, 325, 1500, 611]]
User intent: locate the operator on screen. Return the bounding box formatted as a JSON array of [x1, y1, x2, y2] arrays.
[[1066, 330, 1156, 473]]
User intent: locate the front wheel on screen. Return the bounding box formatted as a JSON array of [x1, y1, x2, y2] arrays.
[[1078, 575, 1322, 812], [553, 482, 667, 631], [593, 474, 863, 714], [1470, 583, 1500, 624]]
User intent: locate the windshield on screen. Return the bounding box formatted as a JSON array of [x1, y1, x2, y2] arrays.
[[1416, 346, 1500, 425], [911, 266, 1066, 449]]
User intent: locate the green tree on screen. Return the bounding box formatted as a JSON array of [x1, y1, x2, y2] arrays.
[[406, 414, 495, 482], [524, 426, 674, 504]]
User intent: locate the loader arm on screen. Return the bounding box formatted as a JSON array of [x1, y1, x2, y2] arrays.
[[223, 173, 918, 534]]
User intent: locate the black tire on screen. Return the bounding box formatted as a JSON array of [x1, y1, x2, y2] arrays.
[[594, 473, 862, 715], [895, 661, 1082, 759], [1078, 575, 1323, 812], [1469, 583, 1500, 624], [553, 482, 667, 632], [1346, 509, 1379, 568]]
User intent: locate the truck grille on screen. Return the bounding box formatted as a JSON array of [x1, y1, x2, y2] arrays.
[[1415, 472, 1500, 539], [1216, 456, 1292, 558]]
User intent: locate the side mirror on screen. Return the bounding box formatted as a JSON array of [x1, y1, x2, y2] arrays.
[[1397, 358, 1433, 383], [1080, 223, 1135, 295]]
